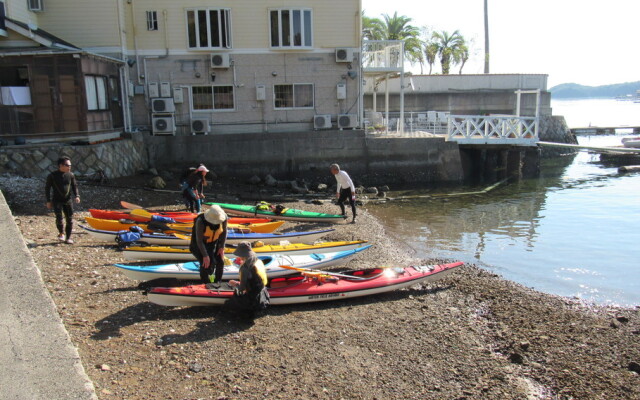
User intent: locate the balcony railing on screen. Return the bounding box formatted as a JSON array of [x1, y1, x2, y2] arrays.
[[446, 115, 539, 145], [362, 40, 404, 73]]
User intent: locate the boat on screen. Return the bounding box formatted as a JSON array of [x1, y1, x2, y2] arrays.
[[84, 216, 285, 234], [622, 137, 640, 148], [114, 246, 372, 281], [122, 240, 370, 261], [80, 225, 335, 246], [89, 209, 271, 225], [205, 202, 347, 223], [147, 262, 464, 307]]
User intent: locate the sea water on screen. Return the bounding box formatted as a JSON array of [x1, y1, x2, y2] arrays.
[[368, 99, 640, 307]]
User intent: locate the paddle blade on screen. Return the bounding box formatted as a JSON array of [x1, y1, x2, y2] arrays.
[[130, 209, 154, 221], [121, 201, 143, 210]]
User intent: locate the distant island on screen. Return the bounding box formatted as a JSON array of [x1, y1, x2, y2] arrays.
[[550, 81, 640, 99]]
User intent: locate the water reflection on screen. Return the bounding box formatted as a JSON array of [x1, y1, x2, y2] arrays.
[[368, 147, 640, 306]]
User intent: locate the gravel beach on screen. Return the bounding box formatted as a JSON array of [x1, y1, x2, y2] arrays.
[[1, 174, 639, 400]]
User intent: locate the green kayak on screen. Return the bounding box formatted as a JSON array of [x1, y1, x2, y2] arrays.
[[205, 202, 347, 223]]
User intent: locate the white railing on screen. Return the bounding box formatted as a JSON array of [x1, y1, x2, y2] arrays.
[[446, 115, 539, 145], [362, 40, 404, 72]]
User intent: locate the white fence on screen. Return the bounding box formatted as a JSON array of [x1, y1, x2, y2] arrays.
[[446, 115, 539, 145]]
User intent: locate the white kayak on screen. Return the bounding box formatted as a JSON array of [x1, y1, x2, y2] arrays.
[[114, 245, 371, 281], [80, 225, 335, 246], [122, 240, 370, 261]]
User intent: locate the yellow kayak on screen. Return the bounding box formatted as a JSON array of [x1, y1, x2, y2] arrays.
[[84, 217, 285, 234], [122, 240, 370, 261]]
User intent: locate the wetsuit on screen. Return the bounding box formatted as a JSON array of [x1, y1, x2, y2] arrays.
[[45, 170, 79, 239], [189, 214, 227, 283]]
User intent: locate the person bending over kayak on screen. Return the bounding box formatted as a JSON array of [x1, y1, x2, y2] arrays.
[[330, 163, 357, 223], [227, 241, 270, 313], [183, 164, 208, 213], [189, 205, 228, 284], [45, 156, 80, 244]]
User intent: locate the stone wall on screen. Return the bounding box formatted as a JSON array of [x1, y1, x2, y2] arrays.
[[0, 136, 149, 179], [538, 115, 578, 157]]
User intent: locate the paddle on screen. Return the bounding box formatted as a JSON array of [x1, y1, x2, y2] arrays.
[[121, 201, 143, 210], [277, 264, 367, 280]]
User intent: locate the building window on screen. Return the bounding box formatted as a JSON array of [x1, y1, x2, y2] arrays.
[[85, 76, 108, 111], [270, 9, 312, 48], [27, 0, 43, 12], [146, 11, 158, 31], [191, 85, 234, 110], [186, 8, 231, 49], [274, 83, 313, 109]]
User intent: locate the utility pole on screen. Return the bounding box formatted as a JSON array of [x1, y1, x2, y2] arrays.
[[484, 0, 490, 73]]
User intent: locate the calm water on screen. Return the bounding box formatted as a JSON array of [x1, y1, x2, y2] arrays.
[[368, 99, 640, 307]]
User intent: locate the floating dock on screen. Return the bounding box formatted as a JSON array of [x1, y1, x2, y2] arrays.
[[570, 126, 640, 135]]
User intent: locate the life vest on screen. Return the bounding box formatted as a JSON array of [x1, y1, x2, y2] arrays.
[[191, 215, 223, 245], [240, 259, 268, 288]]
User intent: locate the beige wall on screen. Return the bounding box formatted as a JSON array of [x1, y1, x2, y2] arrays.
[[4, 0, 38, 25], [125, 0, 360, 54], [34, 0, 122, 49]]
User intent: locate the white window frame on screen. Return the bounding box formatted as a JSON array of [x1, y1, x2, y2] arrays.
[[27, 0, 43, 12], [85, 76, 108, 111], [186, 8, 232, 50], [146, 11, 158, 31], [273, 83, 314, 110], [269, 8, 312, 48], [190, 85, 235, 112]]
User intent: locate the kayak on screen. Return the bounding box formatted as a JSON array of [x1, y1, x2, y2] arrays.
[[115, 246, 371, 281], [122, 240, 371, 261], [89, 209, 271, 225], [147, 262, 464, 307], [84, 217, 285, 234], [80, 225, 335, 246], [205, 202, 346, 223]]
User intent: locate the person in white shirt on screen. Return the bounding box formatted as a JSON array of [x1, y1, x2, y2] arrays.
[[330, 163, 357, 223]]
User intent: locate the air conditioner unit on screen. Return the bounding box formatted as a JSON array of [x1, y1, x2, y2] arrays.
[[151, 98, 175, 113], [152, 116, 175, 135], [337, 114, 357, 129], [210, 53, 230, 68], [335, 48, 354, 63], [191, 119, 210, 135], [313, 114, 332, 130]]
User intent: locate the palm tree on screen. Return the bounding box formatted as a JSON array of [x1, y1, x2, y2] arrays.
[[362, 12, 422, 69], [484, 0, 490, 73], [454, 44, 469, 74], [424, 42, 439, 75], [431, 30, 466, 75]]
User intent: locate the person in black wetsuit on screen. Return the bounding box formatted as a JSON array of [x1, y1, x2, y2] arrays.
[[189, 205, 228, 284], [45, 156, 80, 244]]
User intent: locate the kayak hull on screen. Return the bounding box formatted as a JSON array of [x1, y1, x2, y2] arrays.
[[81, 225, 335, 246], [115, 246, 371, 281], [122, 240, 370, 261], [206, 202, 346, 223], [89, 209, 271, 225], [84, 217, 284, 234], [147, 262, 464, 307]]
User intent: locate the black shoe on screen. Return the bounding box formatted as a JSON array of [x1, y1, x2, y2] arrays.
[[351, 217, 357, 224]]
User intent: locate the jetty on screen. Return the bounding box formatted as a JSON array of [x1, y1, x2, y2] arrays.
[[570, 126, 640, 135], [538, 141, 640, 154]]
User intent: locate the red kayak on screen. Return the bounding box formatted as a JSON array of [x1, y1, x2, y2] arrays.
[[147, 262, 464, 307], [89, 209, 271, 225]]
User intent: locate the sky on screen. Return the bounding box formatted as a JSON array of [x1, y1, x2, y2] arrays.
[[362, 0, 640, 88]]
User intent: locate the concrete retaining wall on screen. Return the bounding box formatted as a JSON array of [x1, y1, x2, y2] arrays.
[[144, 130, 464, 184]]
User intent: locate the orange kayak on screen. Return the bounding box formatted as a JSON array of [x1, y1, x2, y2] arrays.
[[84, 217, 285, 234]]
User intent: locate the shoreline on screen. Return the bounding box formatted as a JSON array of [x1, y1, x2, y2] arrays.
[[1, 174, 639, 399]]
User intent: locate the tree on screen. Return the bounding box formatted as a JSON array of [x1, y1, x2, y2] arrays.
[[362, 12, 422, 70], [424, 42, 439, 75], [454, 44, 469, 74], [484, 0, 490, 73], [431, 30, 466, 75]]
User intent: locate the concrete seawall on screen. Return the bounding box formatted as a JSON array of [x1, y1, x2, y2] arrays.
[[145, 130, 465, 183]]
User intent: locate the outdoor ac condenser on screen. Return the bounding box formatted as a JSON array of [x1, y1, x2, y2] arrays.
[[191, 119, 210, 135], [314, 115, 332, 129], [337, 114, 357, 129], [210, 53, 230, 68], [152, 116, 175, 135], [335, 48, 355, 63], [151, 98, 175, 113]]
